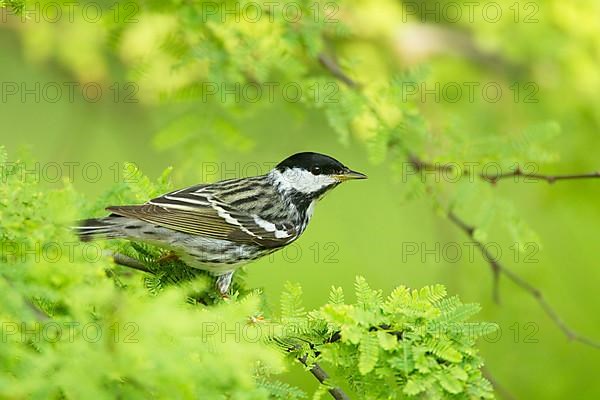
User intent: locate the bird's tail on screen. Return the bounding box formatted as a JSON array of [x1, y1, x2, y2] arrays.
[[73, 217, 118, 242]]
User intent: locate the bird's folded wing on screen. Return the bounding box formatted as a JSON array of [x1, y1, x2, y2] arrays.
[[106, 192, 296, 248]]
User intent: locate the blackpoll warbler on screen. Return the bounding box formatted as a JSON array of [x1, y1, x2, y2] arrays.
[[76, 152, 366, 293]]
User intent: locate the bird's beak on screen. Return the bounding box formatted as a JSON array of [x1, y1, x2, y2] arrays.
[[336, 169, 367, 181]]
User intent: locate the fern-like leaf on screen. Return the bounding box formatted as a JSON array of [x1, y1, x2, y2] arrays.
[[358, 332, 379, 374]]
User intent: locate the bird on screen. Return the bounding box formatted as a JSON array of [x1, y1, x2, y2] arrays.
[[75, 152, 367, 294]]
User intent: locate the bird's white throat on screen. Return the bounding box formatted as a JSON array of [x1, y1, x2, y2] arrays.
[[269, 168, 337, 194]]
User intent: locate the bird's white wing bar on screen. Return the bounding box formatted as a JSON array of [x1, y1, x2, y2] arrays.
[[208, 199, 259, 238], [252, 215, 292, 239], [163, 195, 209, 206]]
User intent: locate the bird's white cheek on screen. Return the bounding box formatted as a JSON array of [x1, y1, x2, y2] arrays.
[[270, 169, 338, 194], [277, 169, 335, 194]]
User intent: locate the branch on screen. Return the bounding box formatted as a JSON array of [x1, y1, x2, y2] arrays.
[[293, 325, 403, 400], [110, 252, 154, 274], [298, 355, 351, 400], [290, 335, 351, 400], [482, 367, 516, 400], [318, 53, 359, 89], [110, 252, 350, 397], [446, 210, 600, 349], [480, 166, 600, 184], [408, 155, 600, 185], [276, 336, 351, 400], [319, 51, 600, 187], [447, 211, 501, 304]]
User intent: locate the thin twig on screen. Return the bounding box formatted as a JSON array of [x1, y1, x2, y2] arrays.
[[407, 154, 455, 173], [447, 211, 501, 304], [480, 166, 600, 184], [318, 53, 359, 89], [295, 325, 404, 400], [408, 155, 600, 185], [482, 367, 516, 400], [298, 355, 351, 400], [446, 210, 600, 349]]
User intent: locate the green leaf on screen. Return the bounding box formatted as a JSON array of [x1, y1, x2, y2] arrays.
[[354, 276, 382, 309], [419, 285, 447, 303], [377, 331, 397, 351], [257, 378, 307, 399], [281, 282, 306, 321], [434, 303, 482, 325], [358, 333, 379, 374], [328, 286, 345, 305], [403, 378, 427, 396], [438, 371, 463, 394]]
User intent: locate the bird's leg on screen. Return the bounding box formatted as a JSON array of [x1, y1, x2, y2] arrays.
[[216, 272, 234, 297]]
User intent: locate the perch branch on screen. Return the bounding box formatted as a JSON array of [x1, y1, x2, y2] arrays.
[[110, 252, 154, 274], [110, 252, 350, 398], [446, 210, 600, 349]]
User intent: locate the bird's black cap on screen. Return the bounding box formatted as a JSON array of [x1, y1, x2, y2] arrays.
[[276, 152, 346, 174], [277, 152, 367, 180]]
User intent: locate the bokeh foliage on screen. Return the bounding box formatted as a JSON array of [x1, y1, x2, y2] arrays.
[[1, 0, 600, 398]]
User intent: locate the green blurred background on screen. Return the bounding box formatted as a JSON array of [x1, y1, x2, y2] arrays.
[[2, 0, 600, 398]]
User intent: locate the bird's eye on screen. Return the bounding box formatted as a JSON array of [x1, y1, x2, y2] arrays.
[[311, 166, 321, 175]]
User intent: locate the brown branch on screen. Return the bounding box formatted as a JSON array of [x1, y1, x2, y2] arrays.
[[480, 166, 600, 184], [298, 355, 351, 400], [294, 335, 351, 400], [447, 211, 501, 304], [318, 53, 359, 89], [408, 155, 600, 185], [407, 154, 454, 173], [111, 252, 154, 274], [277, 337, 351, 400], [482, 367, 516, 400], [294, 325, 404, 400], [446, 210, 600, 350]]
